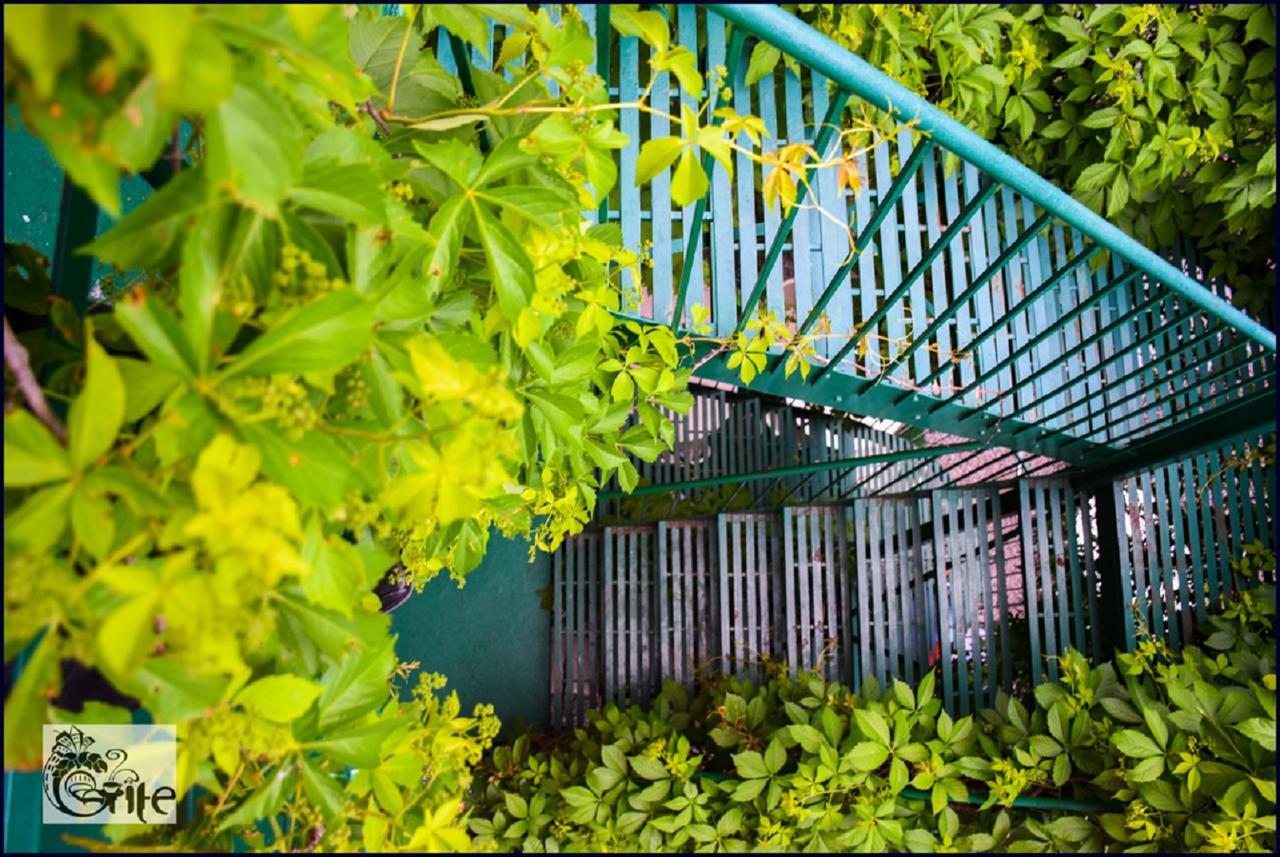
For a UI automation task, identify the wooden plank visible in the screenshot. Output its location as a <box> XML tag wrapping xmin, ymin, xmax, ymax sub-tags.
<box><xmin>1018</xmin><ymin>480</ymin><xmax>1043</xmax><ymax>684</ymax></box>
<box><xmin>550</xmin><ymin>537</ymin><xmax>563</xmax><ymax>726</ymax></box>
<box><xmin>1079</xmin><ymin>491</ymin><xmax>1103</xmax><ymax>660</ymax></box>
<box><xmin>931</xmin><ymin>491</ymin><xmax>954</xmax><ymax>711</ymax></box>
<box><xmin>717</xmin><ymin>514</ymin><xmax>733</xmax><ymax>674</ymax></box>
<box><xmin>1144</xmin><ymin>469</ymin><xmax>1171</xmax><ymax>645</ymax></box>
<box><xmin>1062</xmin><ymin>486</ymin><xmax>1088</xmax><ymax>654</ymax></box>
<box><xmin>962</xmin><ymin>163</ymin><xmax>998</xmax><ymax>413</ymax></box>
<box><xmin>853</xmin><ymin>502</ymin><xmax>870</xmax><ymax>692</ymax></box>
<box><xmin>603</xmin><ymin>529</ymin><xmax>615</xmax><ymax>706</ymax></box>
<box><xmin>730</xmin><ymin>51</ymin><xmax>759</xmax><ymax>336</ymax></box>
<box><xmin>818</xmin><ymin>507</ymin><xmax>838</xmax><ymax>680</ymax></box>
<box><xmin>1112</xmin><ymin>481</ymin><xmax>1138</xmax><ymax>651</ymax></box>
<box><xmin>810</xmin><ymin>75</ymin><xmax>852</xmax><ymax>360</ymax></box>
<box><xmin>853</xmin><ymin>142</ymin><xmax>878</xmax><ymax>378</ymax></box>
<box><xmin>1046</xmin><ymin>481</ymin><xmax>1073</xmax><ymax>659</ymax></box>
<box><xmin>972</xmin><ymin>491</ymin><xmax>995</xmax><ymax>709</ymax></box>
<box><xmin>674</xmin><ymin>4</ymin><xmax>703</xmax><ymax>329</ymax></box>
<box><xmin>1036</xmin><ymin>482</ymin><xmax>1059</xmax><ymax>681</ymax></box>
<box><xmin>1163</xmin><ymin>463</ymin><xmax>1193</xmax><ymax>645</ymax></box>
<box><xmin>783</xmin><ymin>65</ymin><xmax>814</xmax><ymax>329</ymax></box>
<box><xmin>941</xmin><ymin>165</ymin><xmax>975</xmax><ymax>397</ymax></box>
<box><xmin>744</xmin><ymin>513</ymin><xmax>759</xmax><ymax>680</ymax></box>
<box><xmin>873</xmin><ymin>139</ymin><xmax>906</xmax><ymax>380</ymax></box>
<box><xmin>706</xmin><ymin>13</ymin><xmax>736</xmax><ymax>335</ymax></box>
<box><xmin>658</xmin><ymin>523</ymin><xmax>673</xmax><ymax>685</ymax></box>
<box><xmin>618</xmin><ymin>33</ymin><xmax>642</xmax><ymax>308</ymax></box>
<box><xmin>919</xmin><ymin>145</ymin><xmax>955</xmax><ymax>388</ymax></box>
<box><xmin>894</xmin><ymin>503</ymin><xmax>914</xmax><ymax>684</ymax></box>
<box><xmin>990</xmin><ymin>493</ymin><xmax>1012</xmax><ymax>692</ymax></box>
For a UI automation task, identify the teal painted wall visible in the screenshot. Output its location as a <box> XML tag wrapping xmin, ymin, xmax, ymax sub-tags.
<box><xmin>391</xmin><ymin>532</ymin><xmax>551</xmax><ymax>734</ymax></box>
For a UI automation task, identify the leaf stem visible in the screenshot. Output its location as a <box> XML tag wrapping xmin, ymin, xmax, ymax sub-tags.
<box><xmin>386</xmin><ymin>6</ymin><xmax>420</xmax><ymax>115</ymax></box>
<box><xmin>3</xmin><ymin>313</ymin><xmax>69</xmax><ymax>442</ymax></box>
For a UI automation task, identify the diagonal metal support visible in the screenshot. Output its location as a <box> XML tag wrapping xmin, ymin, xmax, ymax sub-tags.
<box><xmin>811</xmin><ymin>178</ymin><xmax>999</xmax><ymax>385</ymax></box>
<box><xmin>1021</xmin><ymin>340</ymin><xmax>1257</xmax><ymax>442</ymax></box>
<box><xmin>927</xmin><ymin>263</ymin><xmax>1138</xmax><ymax>414</ymax></box>
<box><xmin>597</xmin><ymin>442</ymin><xmax>983</xmax><ymax>500</ymax></box>
<box><xmin>727</xmin><ymin>86</ymin><xmax>852</xmax><ymax>336</ymax></box>
<box><xmin>897</xmin><ymin>245</ymin><xmax>1102</xmax><ymax>404</ymax></box>
<box><xmin>781</xmin><ymin>140</ymin><xmax>936</xmax><ymax>351</ymax></box>
<box><xmin>866</xmin><ymin>210</ymin><xmax>1054</xmax><ymax>390</ymax></box>
<box><xmin>946</xmin><ymin>285</ymin><xmax>1168</xmax><ymax>423</ymax></box>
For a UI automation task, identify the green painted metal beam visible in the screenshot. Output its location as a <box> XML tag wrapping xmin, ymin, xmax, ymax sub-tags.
<box><xmin>900</xmin><ymin>245</ymin><xmax>1102</xmax><ymax>404</ymax></box>
<box><xmin>728</xmin><ymin>84</ymin><xmax>851</xmax><ymax>336</ymax></box>
<box><xmin>595</xmin><ymin>4</ymin><xmax>612</xmax><ymax>223</ymax></box>
<box><xmin>708</xmin><ymin>3</ymin><xmax>1276</xmax><ymax>353</ymax></box>
<box><xmin>784</xmin><ymin>139</ymin><xmax>936</xmax><ymax>351</ymax></box>
<box><xmin>867</xmin><ymin>210</ymin><xmax>1054</xmax><ymax>389</ymax></box>
<box><xmin>685</xmin><ymin>339</ymin><xmax>1116</xmax><ymax>468</ymax></box>
<box><xmin>928</xmin><ymin>263</ymin><xmax>1139</xmax><ymax>415</ymax></box>
<box><xmin>1027</xmin><ymin>341</ymin><xmax>1257</xmax><ymax>442</ymax></box>
<box><xmin>812</xmin><ymin>178</ymin><xmax>999</xmax><ymax>384</ymax></box>
<box><xmin>1083</xmin><ymin>382</ymin><xmax>1274</xmax><ymax>458</ymax></box>
<box><xmin>670</xmin><ymin>26</ymin><xmax>747</xmax><ymax>330</ymax></box>
<box><xmin>1076</xmin><ymin>395</ymin><xmax>1276</xmax><ymax>488</ymax></box>
<box><xmin>598</xmin><ymin>442</ymin><xmax>983</xmax><ymax>499</ymax></box>
<box><xmin>671</xmin><ymin>26</ymin><xmax>748</xmax><ymax>330</ymax></box>
<box><xmin>52</xmin><ymin>177</ymin><xmax>99</xmax><ymax>315</ymax></box>
<box><xmin>953</xmin><ymin>291</ymin><xmax>1178</xmax><ymax>425</ymax></box>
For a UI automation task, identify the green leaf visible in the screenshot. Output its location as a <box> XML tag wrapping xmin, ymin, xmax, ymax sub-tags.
<box><xmin>847</xmin><ymin>741</ymin><xmax>890</xmax><ymax>772</ymax></box>
<box><xmin>1141</xmin><ymin>707</ymin><xmax>1169</xmax><ymax>749</ymax></box>
<box><xmin>300</xmin><ymin>756</ymin><xmax>346</xmax><ymax>822</ymax></box>
<box><xmin>1129</xmin><ymin>755</ymin><xmax>1166</xmax><ymax>782</ymax></box>
<box><xmin>730</xmin><ymin>778</ymin><xmax>766</xmax><ymax>802</ymax></box>
<box><xmin>115</xmin><ymin>289</ymin><xmax>198</xmax><ymax>378</ymax></box>
<box><xmin>3</xmin><ymin>631</ymin><xmax>58</xmax><ymax>768</ymax></box>
<box><xmin>128</xmin><ymin>657</ymin><xmax>228</xmax><ymax>724</ymax></box>
<box><xmin>634</xmin><ymin>137</ymin><xmax>685</xmax><ymax>186</ymax></box>
<box><xmin>3</xmin><ymin>410</ymin><xmax>71</xmax><ymax>487</ymax></box>
<box><xmin>601</xmin><ymin>744</ymin><xmax>628</xmax><ymax>775</ymax></box>
<box><xmin>1046</xmin><ymin>816</ymin><xmax>1094</xmax><ymax>842</ymax></box>
<box><xmin>289</xmin><ymin>161</ymin><xmax>386</xmax><ymax>225</ymax></box>
<box><xmin>733</xmin><ymin>749</ymin><xmax>768</xmax><ymax>780</ymax></box>
<box><xmin>66</xmin><ymin>335</ymin><xmax>125</xmax><ymax>471</ymax></box>
<box><xmin>671</xmin><ymin>148</ymin><xmax>709</xmax><ymax>207</ymax></box>
<box><xmin>1235</xmin><ymin>717</ymin><xmax>1277</xmax><ymax>751</ymax></box>
<box><xmin>628</xmin><ymin>754</ymin><xmax>668</xmax><ymax>780</ymax></box>
<box><xmin>97</xmin><ymin>592</ymin><xmax>159</xmax><ymax>681</ymax></box>
<box><xmin>218</xmin><ymin>768</ymin><xmax>297</xmax><ymax>832</ymax></box>
<box><xmin>315</xmin><ymin>636</ymin><xmax>395</xmax><ymax>730</ymax></box>
<box><xmin>223</xmin><ymin>288</ymin><xmax>373</xmax><ymax>377</ymax></box>
<box><xmin>472</xmin><ymin>203</ymin><xmax>534</xmax><ymax>321</ymax></box>
<box><xmin>854</xmin><ymin>708</ymin><xmax>892</xmax><ymax>747</ymax></box>
<box><xmin>307</xmin><ymin>717</ymin><xmax>398</xmax><ymax>768</ymax></box>
<box><xmin>587</xmin><ymin>765</ymin><xmax>623</xmax><ymax>793</ymax></box>
<box><xmin>1112</xmin><ymin>729</ymin><xmax>1163</xmax><ymax>758</ymax></box>
<box><xmin>746</xmin><ymin>41</ymin><xmax>781</xmax><ymax>86</ymax></box>
<box><xmin>1100</xmin><ymin>696</ymin><xmax>1143</xmax><ymax>723</ymax></box>
<box><xmin>234</xmin><ymin>674</ymin><xmax>323</xmax><ymax>723</ymax></box>
<box><xmin>611</xmin><ymin>5</ymin><xmax>669</xmax><ymax>51</ymax></box>
<box><xmin>83</xmin><ymin>166</ymin><xmax>208</xmax><ymax>271</ymax></box>
<box><xmin>204</xmin><ymin>82</ymin><xmax>304</xmax><ymax>217</ymax></box>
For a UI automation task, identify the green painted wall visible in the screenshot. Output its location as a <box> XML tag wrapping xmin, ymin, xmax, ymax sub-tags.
<box><xmin>391</xmin><ymin>532</ymin><xmax>551</xmax><ymax>734</ymax></box>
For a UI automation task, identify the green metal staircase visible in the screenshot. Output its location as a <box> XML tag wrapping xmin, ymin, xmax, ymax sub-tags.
<box><xmin>445</xmin><ymin>4</ymin><xmax>1274</xmax><ymax>475</ymax></box>
<box><xmin>507</xmin><ymin>4</ymin><xmax>1279</xmax><ymax>720</ymax></box>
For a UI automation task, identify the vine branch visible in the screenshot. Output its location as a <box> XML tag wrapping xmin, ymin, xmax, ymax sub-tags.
<box><xmin>3</xmin><ymin>314</ymin><xmax>68</xmax><ymax>442</ymax></box>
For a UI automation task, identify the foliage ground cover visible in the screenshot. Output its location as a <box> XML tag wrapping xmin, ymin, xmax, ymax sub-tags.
<box><xmin>469</xmin><ymin>579</ymin><xmax>1277</xmax><ymax>853</ymax></box>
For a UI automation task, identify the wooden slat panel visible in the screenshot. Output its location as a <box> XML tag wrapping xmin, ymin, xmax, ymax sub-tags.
<box><xmin>674</xmin><ymin>5</ymin><xmax>703</xmax><ymax>329</ymax></box>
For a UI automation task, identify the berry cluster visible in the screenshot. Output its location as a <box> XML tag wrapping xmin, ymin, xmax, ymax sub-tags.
<box><xmin>274</xmin><ymin>244</ymin><xmax>345</xmax><ymax>309</ymax></box>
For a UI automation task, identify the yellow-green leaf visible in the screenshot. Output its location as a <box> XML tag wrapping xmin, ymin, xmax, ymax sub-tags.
<box><xmin>68</xmin><ymin>335</ymin><xmax>126</xmax><ymax>470</ymax></box>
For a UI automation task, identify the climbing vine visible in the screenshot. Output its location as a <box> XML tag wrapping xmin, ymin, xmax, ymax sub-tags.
<box><xmin>790</xmin><ymin>3</ymin><xmax>1277</xmax><ymax>317</ymax></box>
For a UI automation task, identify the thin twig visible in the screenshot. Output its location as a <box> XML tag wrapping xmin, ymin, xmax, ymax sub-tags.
<box><xmin>3</xmin><ymin>314</ymin><xmax>67</xmax><ymax>442</ymax></box>
<box><xmin>364</xmin><ymin>98</ymin><xmax>393</xmax><ymax>136</ymax></box>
